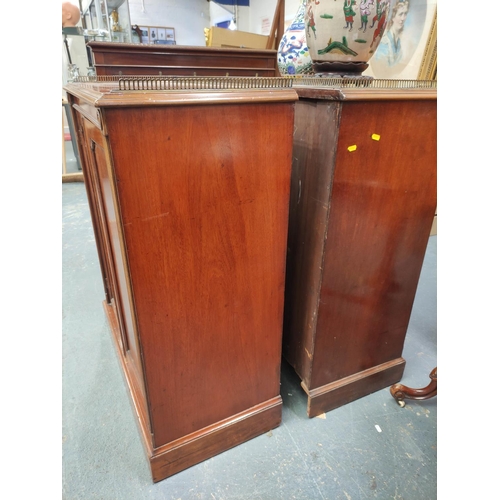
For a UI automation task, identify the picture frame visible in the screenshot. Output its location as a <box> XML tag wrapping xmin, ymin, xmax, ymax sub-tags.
<box><xmin>157</xmin><ymin>28</ymin><xmax>166</xmax><ymax>41</ymax></box>
<box><xmin>139</xmin><ymin>26</ymin><xmax>149</xmax><ymax>44</ymax></box>
<box><xmin>165</xmin><ymin>28</ymin><xmax>175</xmax><ymax>41</ymax></box>
<box><xmin>138</xmin><ymin>26</ymin><xmax>176</xmax><ymax>45</ymax></box>
<box><xmin>364</xmin><ymin>0</ymin><xmax>437</xmax><ymax>80</ymax></box>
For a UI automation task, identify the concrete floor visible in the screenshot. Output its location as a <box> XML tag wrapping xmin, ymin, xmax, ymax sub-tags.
<box><xmin>62</xmin><ymin>145</ymin><xmax>437</xmax><ymax>499</ymax></box>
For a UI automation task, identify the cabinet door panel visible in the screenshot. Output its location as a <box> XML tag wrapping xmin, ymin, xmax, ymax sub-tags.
<box><xmin>83</xmin><ymin>120</ymin><xmax>146</xmax><ymax>396</ymax></box>
<box><xmin>73</xmin><ymin>111</ymin><xmax>114</xmax><ymax>306</ymax></box>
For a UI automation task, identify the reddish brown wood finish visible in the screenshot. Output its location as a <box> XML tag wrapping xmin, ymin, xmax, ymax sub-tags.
<box><xmin>304</xmin><ymin>359</ymin><xmax>406</xmax><ymax>416</ymax></box>
<box><xmin>105</xmin><ymin>102</ymin><xmax>292</xmax><ymax>447</ymax></box>
<box><xmin>150</xmin><ymin>398</ymin><xmax>282</xmax><ymax>481</ymax></box>
<box><xmin>283</xmin><ymin>89</ymin><xmax>437</xmax><ymax>417</ymax></box>
<box><xmin>65</xmin><ymin>81</ymin><xmax>297</xmax><ymax>481</ymax></box>
<box><xmin>88</xmin><ymin>42</ymin><xmax>278</xmax><ymax>77</ymax></box>
<box><xmin>390</xmin><ymin>367</ymin><xmax>437</xmax><ymax>406</ymax></box>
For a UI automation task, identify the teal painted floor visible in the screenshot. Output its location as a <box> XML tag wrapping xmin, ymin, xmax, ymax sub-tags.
<box><xmin>62</xmin><ymin>165</ymin><xmax>437</xmax><ymax>499</ymax></box>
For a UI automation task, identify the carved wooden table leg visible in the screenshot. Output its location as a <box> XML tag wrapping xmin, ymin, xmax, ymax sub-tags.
<box><xmin>390</xmin><ymin>367</ymin><xmax>437</xmax><ymax>407</ymax></box>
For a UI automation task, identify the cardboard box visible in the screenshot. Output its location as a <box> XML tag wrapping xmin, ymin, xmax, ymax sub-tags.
<box><xmin>430</xmin><ymin>214</ymin><xmax>437</xmax><ymax>236</ymax></box>
<box><xmin>208</xmin><ymin>27</ymin><xmax>269</xmax><ymax>49</ymax></box>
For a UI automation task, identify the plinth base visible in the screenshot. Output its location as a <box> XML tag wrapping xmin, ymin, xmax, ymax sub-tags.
<box><xmin>150</xmin><ymin>397</ymin><xmax>282</xmax><ymax>482</ymax></box>
<box><xmin>301</xmin><ymin>358</ymin><xmax>406</xmax><ymax>418</ymax></box>
<box><xmin>104</xmin><ymin>300</ymin><xmax>282</xmax><ymax>482</ymax></box>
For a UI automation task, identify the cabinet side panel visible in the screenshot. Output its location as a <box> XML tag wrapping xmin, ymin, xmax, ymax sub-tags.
<box><xmin>105</xmin><ymin>103</ymin><xmax>294</xmax><ymax>447</ymax></box>
<box><xmin>310</xmin><ymin>99</ymin><xmax>437</xmax><ymax>388</ymax></box>
<box><xmin>282</xmin><ymin>99</ymin><xmax>341</xmax><ymax>386</ymax></box>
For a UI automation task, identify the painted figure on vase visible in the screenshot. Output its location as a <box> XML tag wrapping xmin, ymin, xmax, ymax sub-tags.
<box><xmin>306</xmin><ymin>0</ymin><xmax>321</xmax><ymax>39</ymax></box>
<box><xmin>374</xmin><ymin>0</ymin><xmax>409</xmax><ymax>65</ymax></box>
<box><xmin>370</xmin><ymin>0</ymin><xmax>385</xmax><ymax>28</ymax></box>
<box><xmin>370</xmin><ymin>0</ymin><xmax>388</xmax><ymax>48</ymax></box>
<box><xmin>343</xmin><ymin>0</ymin><xmax>357</xmax><ymax>32</ymax></box>
<box><xmin>359</xmin><ymin>0</ymin><xmax>374</xmax><ymax>33</ymax></box>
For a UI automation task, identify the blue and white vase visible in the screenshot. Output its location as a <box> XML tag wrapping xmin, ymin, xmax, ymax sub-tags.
<box><xmin>277</xmin><ymin>0</ymin><xmax>313</xmax><ymax>76</ymax></box>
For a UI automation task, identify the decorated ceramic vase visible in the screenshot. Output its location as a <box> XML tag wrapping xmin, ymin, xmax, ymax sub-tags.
<box><xmin>277</xmin><ymin>0</ymin><xmax>313</xmax><ymax>76</ymax></box>
<box><xmin>305</xmin><ymin>0</ymin><xmax>390</xmax><ymax>75</ymax></box>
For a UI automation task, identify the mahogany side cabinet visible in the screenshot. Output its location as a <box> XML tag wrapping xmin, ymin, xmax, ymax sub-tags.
<box><xmin>88</xmin><ymin>41</ymin><xmax>279</xmax><ymax>77</ymax></box>
<box><xmin>282</xmin><ymin>81</ymin><xmax>437</xmax><ymax>417</ymax></box>
<box><xmin>64</xmin><ymin>76</ymin><xmax>297</xmax><ymax>482</ymax></box>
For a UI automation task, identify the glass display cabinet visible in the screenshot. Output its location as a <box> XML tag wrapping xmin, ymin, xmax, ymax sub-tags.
<box><xmin>82</xmin><ymin>0</ymin><xmax>132</xmax><ymax>43</ymax></box>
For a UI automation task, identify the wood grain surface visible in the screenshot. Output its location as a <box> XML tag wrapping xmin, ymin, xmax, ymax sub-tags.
<box><xmin>283</xmin><ymin>94</ymin><xmax>437</xmax><ymax>414</ymax></box>
<box><xmin>311</xmin><ymin>99</ymin><xmax>437</xmax><ymax>388</ymax></box>
<box><xmin>104</xmin><ymin>101</ymin><xmax>294</xmax><ymax>447</ymax></box>
<box><xmin>89</xmin><ymin>41</ymin><xmax>278</xmax><ymax>77</ymax></box>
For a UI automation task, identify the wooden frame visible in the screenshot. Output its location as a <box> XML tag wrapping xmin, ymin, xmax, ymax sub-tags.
<box><xmin>417</xmin><ymin>9</ymin><xmax>437</xmax><ymax>80</ymax></box>
<box><xmin>365</xmin><ymin>0</ymin><xmax>437</xmax><ymax>80</ymax></box>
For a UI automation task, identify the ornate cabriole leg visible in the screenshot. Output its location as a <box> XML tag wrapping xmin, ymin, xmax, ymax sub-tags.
<box><xmin>390</xmin><ymin>367</ymin><xmax>437</xmax><ymax>407</ymax></box>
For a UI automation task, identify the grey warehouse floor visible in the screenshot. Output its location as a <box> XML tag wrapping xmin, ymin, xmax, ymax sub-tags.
<box><xmin>62</xmin><ymin>144</ymin><xmax>437</xmax><ymax>500</ymax></box>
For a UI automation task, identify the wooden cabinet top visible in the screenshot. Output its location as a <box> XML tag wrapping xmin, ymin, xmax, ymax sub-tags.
<box><xmin>64</xmin><ymin>76</ymin><xmax>298</xmax><ymax>108</ymax></box>
<box><xmin>292</xmin><ymin>78</ymin><xmax>437</xmax><ymax>101</ymax></box>
<box><xmin>88</xmin><ymin>41</ymin><xmax>278</xmax><ymax>58</ymax></box>
<box><xmin>64</xmin><ymin>76</ymin><xmax>436</xmax><ymax>115</ymax></box>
